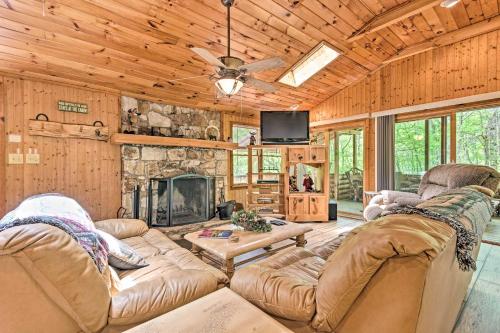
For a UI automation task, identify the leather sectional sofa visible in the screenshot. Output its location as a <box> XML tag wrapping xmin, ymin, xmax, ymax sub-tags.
<box><xmin>231</xmin><ymin>186</ymin><xmax>493</xmax><ymax>333</ymax></box>
<box><xmin>0</xmin><ymin>218</ymin><xmax>228</xmax><ymax>333</ymax></box>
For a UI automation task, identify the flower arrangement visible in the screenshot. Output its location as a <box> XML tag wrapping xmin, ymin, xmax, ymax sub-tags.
<box><xmin>231</xmin><ymin>210</ymin><xmax>272</xmax><ymax>233</ymax></box>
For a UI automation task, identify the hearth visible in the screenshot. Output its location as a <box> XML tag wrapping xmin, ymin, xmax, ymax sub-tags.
<box><xmin>148</xmin><ymin>174</ymin><xmax>216</xmax><ymax>227</ymax></box>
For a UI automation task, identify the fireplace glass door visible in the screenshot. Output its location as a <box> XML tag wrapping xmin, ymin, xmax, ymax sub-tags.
<box><xmin>148</xmin><ymin>174</ymin><xmax>215</xmax><ymax>227</ymax></box>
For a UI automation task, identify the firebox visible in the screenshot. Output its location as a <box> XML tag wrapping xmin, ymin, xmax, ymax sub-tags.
<box><xmin>147</xmin><ymin>174</ymin><xmax>216</xmax><ymax>227</ymax></box>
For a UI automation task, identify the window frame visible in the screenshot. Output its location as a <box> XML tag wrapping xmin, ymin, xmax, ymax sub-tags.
<box><xmin>229</xmin><ymin>123</ymin><xmax>259</xmax><ymax>189</ymax></box>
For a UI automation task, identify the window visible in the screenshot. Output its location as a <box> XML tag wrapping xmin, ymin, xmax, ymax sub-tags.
<box><xmin>279</xmin><ymin>42</ymin><xmax>340</xmax><ymax>87</ymax></box>
<box><xmin>232</xmin><ymin>125</ymin><xmax>257</xmax><ymax>186</ymax></box>
<box><xmin>457</xmin><ymin>107</ymin><xmax>500</xmax><ymax>170</ymax></box>
<box><xmin>231</xmin><ymin>124</ymin><xmax>282</xmax><ymax>186</ymax></box>
<box><xmin>394</xmin><ymin>117</ymin><xmax>449</xmax><ymax>192</ymax></box>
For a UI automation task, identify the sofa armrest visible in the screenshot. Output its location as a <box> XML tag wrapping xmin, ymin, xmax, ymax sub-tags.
<box><xmin>94</xmin><ymin>219</ymin><xmax>148</xmax><ymax>240</ymax></box>
<box><xmin>231</xmin><ymin>264</ymin><xmax>316</xmax><ymax>322</ymax></box>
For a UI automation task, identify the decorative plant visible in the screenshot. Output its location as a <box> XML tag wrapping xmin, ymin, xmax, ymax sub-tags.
<box><xmin>231</xmin><ymin>210</ymin><xmax>272</xmax><ymax>233</ymax></box>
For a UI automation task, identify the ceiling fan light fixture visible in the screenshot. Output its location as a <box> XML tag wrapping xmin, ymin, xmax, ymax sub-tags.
<box><xmin>215</xmin><ymin>77</ymin><xmax>243</xmax><ymax>96</ymax></box>
<box><xmin>440</xmin><ymin>0</ymin><xmax>460</xmax><ymax>8</ymax></box>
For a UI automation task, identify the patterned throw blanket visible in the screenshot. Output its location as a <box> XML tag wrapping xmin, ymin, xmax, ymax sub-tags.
<box><xmin>383</xmin><ymin>186</ymin><xmax>493</xmax><ymax>271</ymax></box>
<box><xmin>0</xmin><ymin>194</ymin><xmax>109</xmax><ymax>273</ymax></box>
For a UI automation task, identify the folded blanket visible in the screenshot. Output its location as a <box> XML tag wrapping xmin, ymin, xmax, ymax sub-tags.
<box><xmin>0</xmin><ymin>194</ymin><xmax>109</xmax><ymax>273</ymax></box>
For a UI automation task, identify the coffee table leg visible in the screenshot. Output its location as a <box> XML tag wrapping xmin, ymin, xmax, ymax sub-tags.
<box><xmin>191</xmin><ymin>244</ymin><xmax>202</xmax><ymax>259</ymax></box>
<box><xmin>222</xmin><ymin>258</ymin><xmax>235</xmax><ymax>279</ymax></box>
<box><xmin>296</xmin><ymin>234</ymin><xmax>306</xmax><ymax>247</ymax></box>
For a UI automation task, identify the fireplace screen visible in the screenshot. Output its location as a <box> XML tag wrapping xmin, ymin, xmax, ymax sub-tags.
<box><xmin>148</xmin><ymin>174</ymin><xmax>215</xmax><ymax>227</ymax></box>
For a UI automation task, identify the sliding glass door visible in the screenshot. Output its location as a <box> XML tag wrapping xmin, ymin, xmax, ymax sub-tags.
<box><xmin>456</xmin><ymin>107</ymin><xmax>500</xmax><ymax>170</ymax></box>
<box><xmin>329</xmin><ymin>128</ymin><xmax>364</xmax><ymax>216</ymax></box>
<box><xmin>394</xmin><ymin>117</ymin><xmax>449</xmax><ymax>192</ymax></box>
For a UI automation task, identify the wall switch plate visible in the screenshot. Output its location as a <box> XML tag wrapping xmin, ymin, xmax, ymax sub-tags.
<box><xmin>8</xmin><ymin>134</ymin><xmax>22</xmax><ymax>143</ymax></box>
<box><xmin>8</xmin><ymin>153</ymin><xmax>24</xmax><ymax>164</ymax></box>
<box><xmin>26</xmin><ymin>153</ymin><xmax>40</xmax><ymax>164</ymax></box>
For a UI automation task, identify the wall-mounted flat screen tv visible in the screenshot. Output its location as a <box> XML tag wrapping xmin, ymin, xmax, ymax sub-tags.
<box><xmin>261</xmin><ymin>111</ymin><xmax>309</xmax><ymax>145</ymax></box>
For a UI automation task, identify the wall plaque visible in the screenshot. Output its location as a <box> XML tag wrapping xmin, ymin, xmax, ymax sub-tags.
<box><xmin>58</xmin><ymin>100</ymin><xmax>88</xmax><ymax>114</ymax></box>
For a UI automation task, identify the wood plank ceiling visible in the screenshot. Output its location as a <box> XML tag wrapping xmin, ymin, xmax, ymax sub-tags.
<box><xmin>0</xmin><ymin>0</ymin><xmax>498</xmax><ymax>115</ymax></box>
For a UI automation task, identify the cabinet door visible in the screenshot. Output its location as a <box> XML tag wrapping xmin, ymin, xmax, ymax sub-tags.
<box><xmin>309</xmin><ymin>146</ymin><xmax>326</xmax><ymax>163</ymax></box>
<box><xmin>309</xmin><ymin>196</ymin><xmax>328</xmax><ymax>215</ymax></box>
<box><xmin>288</xmin><ymin>147</ymin><xmax>307</xmax><ymax>163</ymax></box>
<box><xmin>288</xmin><ymin>196</ymin><xmax>307</xmax><ymax>215</ymax></box>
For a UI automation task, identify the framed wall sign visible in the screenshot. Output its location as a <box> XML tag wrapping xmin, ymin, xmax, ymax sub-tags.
<box><xmin>58</xmin><ymin>100</ymin><xmax>88</xmax><ymax>114</ymax></box>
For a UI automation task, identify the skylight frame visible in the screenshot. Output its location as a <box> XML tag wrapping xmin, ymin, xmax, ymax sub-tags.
<box><xmin>278</xmin><ymin>41</ymin><xmax>342</xmax><ymax>88</ymax></box>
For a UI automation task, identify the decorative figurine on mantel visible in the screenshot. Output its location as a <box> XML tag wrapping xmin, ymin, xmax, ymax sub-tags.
<box><xmin>303</xmin><ymin>173</ymin><xmax>314</xmax><ymax>192</ymax></box>
<box><xmin>123</xmin><ymin>108</ymin><xmax>141</xmax><ymax>134</ymax></box>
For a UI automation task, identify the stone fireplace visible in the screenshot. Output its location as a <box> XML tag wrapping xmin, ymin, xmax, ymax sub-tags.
<box><xmin>120</xmin><ymin>96</ymin><xmax>228</xmax><ymax>232</ymax></box>
<box><xmin>148</xmin><ymin>175</ymin><xmax>216</xmax><ymax>227</ymax></box>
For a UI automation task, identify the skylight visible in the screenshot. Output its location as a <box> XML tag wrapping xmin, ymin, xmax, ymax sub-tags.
<box><xmin>278</xmin><ymin>41</ymin><xmax>340</xmax><ymax>87</ymax></box>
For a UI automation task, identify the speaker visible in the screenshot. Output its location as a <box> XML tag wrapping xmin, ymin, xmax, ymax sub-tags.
<box><xmin>328</xmin><ymin>200</ymin><xmax>337</xmax><ymax>220</ymax></box>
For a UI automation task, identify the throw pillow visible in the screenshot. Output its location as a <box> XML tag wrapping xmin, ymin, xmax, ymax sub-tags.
<box><xmin>96</xmin><ymin>230</ymin><xmax>148</xmax><ymax>270</ymax></box>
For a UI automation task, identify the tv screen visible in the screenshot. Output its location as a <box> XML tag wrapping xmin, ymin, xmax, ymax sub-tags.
<box><xmin>261</xmin><ymin>111</ymin><xmax>309</xmax><ymax>144</ymax></box>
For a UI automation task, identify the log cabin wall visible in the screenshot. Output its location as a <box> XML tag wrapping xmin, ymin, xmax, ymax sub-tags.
<box><xmin>312</xmin><ymin>30</ymin><xmax>500</xmax><ymax>121</ymax></box>
<box><xmin>0</xmin><ymin>75</ymin><xmax>121</xmax><ymax>220</ymax></box>
<box><xmin>311</xmin><ymin>31</ymin><xmax>500</xmax><ymax>199</ymax></box>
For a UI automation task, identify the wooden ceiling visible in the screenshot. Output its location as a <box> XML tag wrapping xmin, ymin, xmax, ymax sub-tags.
<box><xmin>0</xmin><ymin>0</ymin><xmax>498</xmax><ymax>115</ymax></box>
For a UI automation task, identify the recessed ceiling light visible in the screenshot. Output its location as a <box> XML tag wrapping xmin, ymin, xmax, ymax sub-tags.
<box><xmin>440</xmin><ymin>0</ymin><xmax>460</xmax><ymax>8</ymax></box>
<box><xmin>279</xmin><ymin>41</ymin><xmax>341</xmax><ymax>88</ymax></box>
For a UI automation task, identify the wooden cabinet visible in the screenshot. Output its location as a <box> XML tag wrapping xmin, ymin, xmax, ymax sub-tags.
<box><xmin>288</xmin><ymin>147</ymin><xmax>307</xmax><ymax>163</ymax></box>
<box><xmin>288</xmin><ymin>196</ymin><xmax>308</xmax><ymax>216</ymax></box>
<box><xmin>309</xmin><ymin>146</ymin><xmax>326</xmax><ymax>163</ymax></box>
<box><xmin>287</xmin><ymin>194</ymin><xmax>328</xmax><ymax>222</ymax></box>
<box><xmin>309</xmin><ymin>195</ymin><xmax>328</xmax><ymax>215</ymax></box>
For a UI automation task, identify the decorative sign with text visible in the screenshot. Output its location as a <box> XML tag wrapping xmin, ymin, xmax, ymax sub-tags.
<box><xmin>57</xmin><ymin>100</ymin><xmax>88</xmax><ymax>114</ymax></box>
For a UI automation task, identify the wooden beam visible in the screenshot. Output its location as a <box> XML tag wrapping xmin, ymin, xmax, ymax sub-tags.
<box><xmin>384</xmin><ymin>14</ymin><xmax>500</xmax><ymax>63</ymax></box>
<box><xmin>110</xmin><ymin>133</ymin><xmax>240</xmax><ymax>150</ymax></box>
<box><xmin>347</xmin><ymin>0</ymin><xmax>441</xmax><ymax>43</ymax></box>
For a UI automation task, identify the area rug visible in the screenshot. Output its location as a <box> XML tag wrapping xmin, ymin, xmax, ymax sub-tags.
<box><xmin>482</xmin><ymin>218</ymin><xmax>500</xmax><ymax>246</ymax></box>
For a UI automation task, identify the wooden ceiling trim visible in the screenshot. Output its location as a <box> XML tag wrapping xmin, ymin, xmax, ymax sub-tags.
<box><xmin>451</xmin><ymin>2</ymin><xmax>475</xmax><ymax>28</ymax></box>
<box><xmin>347</xmin><ymin>0</ymin><xmax>442</xmax><ymax>43</ymax></box>
<box><xmin>479</xmin><ymin>0</ymin><xmax>499</xmax><ymax>18</ymax></box>
<box><xmin>384</xmin><ymin>14</ymin><xmax>500</xmax><ymax>63</ymax></box>
<box><xmin>420</xmin><ymin>7</ymin><xmax>447</xmax><ymax>35</ymax></box>
<box><xmin>434</xmin><ymin>5</ymin><xmax>459</xmax><ymax>31</ymax></box>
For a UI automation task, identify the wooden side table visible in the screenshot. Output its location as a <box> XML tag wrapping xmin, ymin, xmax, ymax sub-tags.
<box><xmin>124</xmin><ymin>288</ymin><xmax>293</xmax><ymax>333</ymax></box>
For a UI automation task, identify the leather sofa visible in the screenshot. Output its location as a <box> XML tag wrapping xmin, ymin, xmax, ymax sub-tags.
<box><xmin>231</xmin><ymin>187</ymin><xmax>493</xmax><ymax>333</ymax></box>
<box><xmin>364</xmin><ymin>164</ymin><xmax>500</xmax><ymax>220</ymax></box>
<box><xmin>0</xmin><ymin>218</ymin><xmax>228</xmax><ymax>333</ymax></box>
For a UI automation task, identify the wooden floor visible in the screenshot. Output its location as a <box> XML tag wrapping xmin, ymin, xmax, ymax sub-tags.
<box><xmin>180</xmin><ymin>218</ymin><xmax>500</xmax><ymax>332</ymax></box>
<box><xmin>454</xmin><ymin>243</ymin><xmax>500</xmax><ymax>333</ymax></box>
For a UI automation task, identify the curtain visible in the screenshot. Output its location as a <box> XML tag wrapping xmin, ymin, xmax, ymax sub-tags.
<box><xmin>376</xmin><ymin>115</ymin><xmax>395</xmax><ymax>191</ymax></box>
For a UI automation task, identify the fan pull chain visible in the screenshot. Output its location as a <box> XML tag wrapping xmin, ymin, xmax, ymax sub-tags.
<box><xmin>42</xmin><ymin>0</ymin><xmax>46</xmax><ymax>16</ymax></box>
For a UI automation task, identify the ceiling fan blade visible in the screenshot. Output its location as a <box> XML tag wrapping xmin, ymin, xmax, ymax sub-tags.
<box><xmin>244</xmin><ymin>77</ymin><xmax>277</xmax><ymax>93</ymax></box>
<box><xmin>191</xmin><ymin>47</ymin><xmax>226</xmax><ymax>68</ymax></box>
<box><xmin>238</xmin><ymin>57</ymin><xmax>285</xmax><ymax>73</ymax></box>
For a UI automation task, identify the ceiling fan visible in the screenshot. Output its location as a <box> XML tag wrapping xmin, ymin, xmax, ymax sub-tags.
<box><xmin>174</xmin><ymin>0</ymin><xmax>286</xmax><ymax>97</ymax></box>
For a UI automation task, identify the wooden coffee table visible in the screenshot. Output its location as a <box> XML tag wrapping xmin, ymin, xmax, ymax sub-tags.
<box><xmin>184</xmin><ymin>219</ymin><xmax>312</xmax><ymax>278</ymax></box>
<box><xmin>124</xmin><ymin>288</ymin><xmax>293</xmax><ymax>333</ymax></box>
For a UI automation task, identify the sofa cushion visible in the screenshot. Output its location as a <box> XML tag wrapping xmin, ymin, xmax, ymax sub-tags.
<box><xmin>94</xmin><ymin>219</ymin><xmax>148</xmax><ymax>240</ymax></box>
<box><xmin>120</xmin><ymin>229</ymin><xmax>179</xmax><ymax>259</ymax></box>
<box><xmin>231</xmin><ymin>248</ymin><xmax>321</xmax><ymax>322</ymax></box>
<box><xmin>96</xmin><ymin>230</ymin><xmax>148</xmax><ymax>270</ymax></box>
<box><xmin>109</xmin><ymin>248</ymin><xmax>228</xmax><ymax>326</ymax></box>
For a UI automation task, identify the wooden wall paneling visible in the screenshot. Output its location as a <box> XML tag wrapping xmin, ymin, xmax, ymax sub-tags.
<box><xmin>1</xmin><ymin>75</ymin><xmax>121</xmax><ymax>220</ymax></box>
<box><xmin>4</xmin><ymin>77</ymin><xmax>25</xmax><ymax>212</ymax></box>
<box><xmin>0</xmin><ymin>76</ymin><xmax>5</xmax><ymax>216</ymax></box>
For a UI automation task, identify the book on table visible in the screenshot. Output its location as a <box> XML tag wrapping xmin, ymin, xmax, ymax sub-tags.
<box><xmin>198</xmin><ymin>229</ymin><xmax>233</xmax><ymax>239</ymax></box>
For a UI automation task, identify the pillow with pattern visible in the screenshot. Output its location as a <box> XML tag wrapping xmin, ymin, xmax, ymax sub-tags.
<box><xmin>96</xmin><ymin>230</ymin><xmax>148</xmax><ymax>270</ymax></box>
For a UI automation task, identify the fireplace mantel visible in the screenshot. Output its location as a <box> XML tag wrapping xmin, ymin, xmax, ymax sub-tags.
<box><xmin>111</xmin><ymin>133</ymin><xmax>239</xmax><ymax>150</ymax></box>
